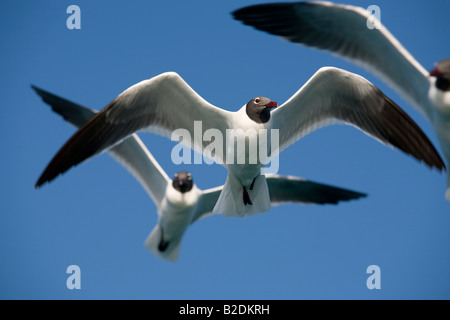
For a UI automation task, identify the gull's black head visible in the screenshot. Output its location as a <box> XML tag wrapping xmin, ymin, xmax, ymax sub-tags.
<box><xmin>430</xmin><ymin>59</ymin><xmax>450</xmax><ymax>91</ymax></box>
<box><xmin>245</xmin><ymin>96</ymin><xmax>278</xmax><ymax>124</ymax></box>
<box><xmin>172</xmin><ymin>171</ymin><xmax>193</xmax><ymax>193</ymax></box>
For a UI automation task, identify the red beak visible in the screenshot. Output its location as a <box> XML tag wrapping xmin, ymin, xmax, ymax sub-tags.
<box><xmin>430</xmin><ymin>68</ymin><xmax>443</xmax><ymax>77</ymax></box>
<box><xmin>264</xmin><ymin>101</ymin><xmax>278</xmax><ymax>109</ymax></box>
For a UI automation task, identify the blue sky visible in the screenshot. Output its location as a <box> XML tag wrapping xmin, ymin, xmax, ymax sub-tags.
<box><xmin>1</xmin><ymin>0</ymin><xmax>449</xmax><ymax>299</ymax></box>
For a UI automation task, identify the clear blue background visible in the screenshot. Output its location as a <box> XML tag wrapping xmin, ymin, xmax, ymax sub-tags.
<box><xmin>1</xmin><ymin>0</ymin><xmax>449</xmax><ymax>299</ymax></box>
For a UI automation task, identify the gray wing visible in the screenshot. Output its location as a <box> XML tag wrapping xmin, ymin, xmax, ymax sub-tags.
<box><xmin>233</xmin><ymin>1</ymin><xmax>433</xmax><ymax>118</ymax></box>
<box><xmin>266</xmin><ymin>174</ymin><xmax>366</xmax><ymax>205</ymax></box>
<box><xmin>270</xmin><ymin>67</ymin><xmax>445</xmax><ymax>171</ymax></box>
<box><xmin>191</xmin><ymin>173</ymin><xmax>367</xmax><ymax>221</ymax></box>
<box><xmin>35</xmin><ymin>72</ymin><xmax>233</xmax><ymax>187</ymax></box>
<box><xmin>32</xmin><ymin>86</ymin><xmax>170</xmax><ymax>207</ymax></box>
<box><xmin>191</xmin><ymin>186</ymin><xmax>223</xmax><ymax>223</ymax></box>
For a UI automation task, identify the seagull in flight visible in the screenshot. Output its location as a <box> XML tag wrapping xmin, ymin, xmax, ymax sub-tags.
<box><xmin>34</xmin><ymin>68</ymin><xmax>444</xmax><ymax>217</ymax></box>
<box><xmin>33</xmin><ymin>86</ymin><xmax>368</xmax><ymax>261</ymax></box>
<box><xmin>233</xmin><ymin>1</ymin><xmax>450</xmax><ymax>199</ymax></box>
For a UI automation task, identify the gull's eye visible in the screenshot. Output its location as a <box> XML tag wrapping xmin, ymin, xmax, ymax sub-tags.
<box><xmin>254</xmin><ymin>97</ymin><xmax>261</xmax><ymax>104</ymax></box>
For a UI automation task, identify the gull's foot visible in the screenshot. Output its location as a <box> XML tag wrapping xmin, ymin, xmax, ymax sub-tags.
<box><xmin>158</xmin><ymin>227</ymin><xmax>169</xmax><ymax>252</ymax></box>
<box><xmin>243</xmin><ymin>187</ymin><xmax>253</xmax><ymax>206</ymax></box>
<box><xmin>249</xmin><ymin>177</ymin><xmax>256</xmax><ymax>191</ymax></box>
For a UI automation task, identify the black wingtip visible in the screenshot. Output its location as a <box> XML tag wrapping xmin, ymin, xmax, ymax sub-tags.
<box><xmin>31</xmin><ymin>85</ymin><xmax>51</xmax><ymax>103</ymax></box>
<box><xmin>332</xmin><ymin>186</ymin><xmax>368</xmax><ymax>204</ymax></box>
<box><xmin>35</xmin><ymin>162</ymin><xmax>73</xmax><ymax>189</ymax></box>
<box><xmin>32</xmin><ymin>84</ymin><xmax>60</xmax><ymax>189</ymax></box>
<box><xmin>382</xmin><ymin>94</ymin><xmax>447</xmax><ymax>173</ymax></box>
<box><xmin>35</xmin><ymin>152</ymin><xmax>79</xmax><ymax>189</ymax></box>
<box><xmin>232</xmin><ymin>3</ymin><xmax>278</xmax><ymax>19</ymax></box>
<box><xmin>31</xmin><ymin>85</ymin><xmax>53</xmax><ymax>101</ymax></box>
<box><xmin>34</xmin><ymin>180</ymin><xmax>44</xmax><ymax>189</ymax></box>
<box><xmin>35</xmin><ymin>175</ymin><xmax>48</xmax><ymax>189</ymax></box>
<box><xmin>316</xmin><ymin>191</ymin><xmax>368</xmax><ymax>205</ymax></box>
<box><xmin>232</xmin><ymin>3</ymin><xmax>296</xmax><ymax>21</ymax></box>
<box><xmin>31</xmin><ymin>84</ymin><xmax>42</xmax><ymax>94</ymax></box>
<box><xmin>231</xmin><ymin>6</ymin><xmax>250</xmax><ymax>20</ymax></box>
<box><xmin>435</xmin><ymin>160</ymin><xmax>446</xmax><ymax>172</ymax></box>
<box><xmin>339</xmin><ymin>191</ymin><xmax>368</xmax><ymax>204</ymax></box>
<box><xmin>35</xmin><ymin>172</ymin><xmax>52</xmax><ymax>189</ymax></box>
<box><xmin>356</xmin><ymin>192</ymin><xmax>368</xmax><ymax>199</ymax></box>
<box><xmin>33</xmin><ymin>84</ymin><xmax>51</xmax><ymax>190</ymax></box>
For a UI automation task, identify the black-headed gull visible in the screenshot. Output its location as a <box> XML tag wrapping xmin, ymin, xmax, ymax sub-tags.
<box><xmin>233</xmin><ymin>1</ymin><xmax>450</xmax><ymax>199</ymax></box>
<box><xmin>33</xmin><ymin>86</ymin><xmax>367</xmax><ymax>261</ymax></box>
<box><xmin>34</xmin><ymin>68</ymin><xmax>444</xmax><ymax>217</ymax></box>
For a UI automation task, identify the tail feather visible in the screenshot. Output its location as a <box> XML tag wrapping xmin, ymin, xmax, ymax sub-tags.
<box><xmin>144</xmin><ymin>225</ymin><xmax>182</xmax><ymax>262</ymax></box>
<box><xmin>213</xmin><ymin>174</ymin><xmax>271</xmax><ymax>217</ymax></box>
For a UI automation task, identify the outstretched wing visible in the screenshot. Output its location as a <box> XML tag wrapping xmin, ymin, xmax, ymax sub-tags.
<box><xmin>35</xmin><ymin>72</ymin><xmax>233</xmax><ymax>187</ymax></box>
<box><xmin>192</xmin><ymin>186</ymin><xmax>223</xmax><ymax>222</ymax></box>
<box><xmin>233</xmin><ymin>1</ymin><xmax>432</xmax><ymax>118</ymax></box>
<box><xmin>266</xmin><ymin>174</ymin><xmax>366</xmax><ymax>205</ymax></box>
<box><xmin>191</xmin><ymin>173</ymin><xmax>367</xmax><ymax>221</ymax></box>
<box><xmin>270</xmin><ymin>67</ymin><xmax>445</xmax><ymax>171</ymax></box>
<box><xmin>33</xmin><ymin>86</ymin><xmax>171</xmax><ymax>207</ymax></box>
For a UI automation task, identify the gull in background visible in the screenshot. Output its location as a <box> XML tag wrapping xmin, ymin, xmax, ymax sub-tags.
<box><xmin>34</xmin><ymin>69</ymin><xmax>444</xmax><ymax>217</ymax></box>
<box><xmin>233</xmin><ymin>1</ymin><xmax>450</xmax><ymax>199</ymax></box>
<box><xmin>33</xmin><ymin>86</ymin><xmax>367</xmax><ymax>261</ymax></box>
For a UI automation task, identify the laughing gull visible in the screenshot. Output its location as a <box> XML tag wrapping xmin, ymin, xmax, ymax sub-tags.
<box><xmin>233</xmin><ymin>1</ymin><xmax>450</xmax><ymax>199</ymax></box>
<box><xmin>33</xmin><ymin>86</ymin><xmax>367</xmax><ymax>261</ymax></box>
<box><xmin>33</xmin><ymin>68</ymin><xmax>444</xmax><ymax>217</ymax></box>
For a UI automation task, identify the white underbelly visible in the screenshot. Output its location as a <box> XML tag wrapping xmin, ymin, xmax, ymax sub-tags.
<box><xmin>224</xmin><ymin>107</ymin><xmax>272</xmax><ymax>186</ymax></box>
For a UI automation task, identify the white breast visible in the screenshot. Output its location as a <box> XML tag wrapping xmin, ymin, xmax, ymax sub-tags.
<box><xmin>157</xmin><ymin>184</ymin><xmax>202</xmax><ymax>237</ymax></box>
<box><xmin>225</xmin><ymin>106</ymin><xmax>273</xmax><ymax>186</ymax></box>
